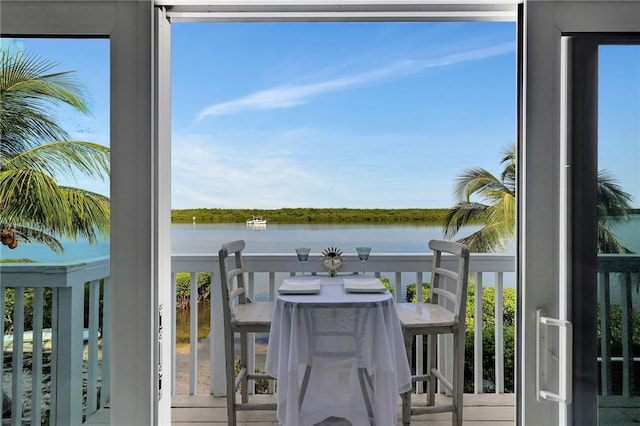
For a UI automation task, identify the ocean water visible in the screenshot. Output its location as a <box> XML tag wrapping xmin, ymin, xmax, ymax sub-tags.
<box><xmin>0</xmin><ymin>222</ymin><xmax>476</xmax><ymax>263</ymax></box>
<box><xmin>2</xmin><ymin>215</ymin><xmax>637</xmax><ymax>262</ymax></box>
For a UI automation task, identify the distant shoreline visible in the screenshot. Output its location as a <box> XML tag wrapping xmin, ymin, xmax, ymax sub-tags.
<box><xmin>171</xmin><ymin>207</ymin><xmax>452</xmax><ymax>225</ymax></box>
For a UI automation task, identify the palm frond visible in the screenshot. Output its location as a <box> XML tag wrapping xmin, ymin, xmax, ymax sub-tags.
<box><xmin>457</xmin><ymin>223</ymin><xmax>510</xmax><ymax>253</ymax></box>
<box><xmin>499</xmin><ymin>142</ymin><xmax>516</xmax><ymax>191</ymax></box>
<box><xmin>443</xmin><ymin>202</ymin><xmax>491</xmax><ymax>239</ymax></box>
<box><xmin>9</xmin><ymin>226</ymin><xmax>65</xmax><ymax>254</ymax></box>
<box><xmin>0</xmin><ymin>169</ymin><xmax>71</xmax><ymax>236</ymax></box>
<box><xmin>60</xmin><ymin>186</ymin><xmax>110</xmax><ymax>242</ymax></box>
<box><xmin>453</xmin><ymin>168</ymin><xmax>511</xmax><ymax>202</ymax></box>
<box><xmin>597</xmin><ymin>170</ymin><xmax>632</xmax><ymax>221</ymax></box>
<box><xmin>597</xmin><ymin>225</ymin><xmax>633</xmax><ymax>254</ymax></box>
<box><xmin>0</xmin><ymin>48</ymin><xmax>88</xmax><ymax>151</ymax></box>
<box><xmin>5</xmin><ymin>141</ymin><xmax>110</xmax><ymax>180</ymax></box>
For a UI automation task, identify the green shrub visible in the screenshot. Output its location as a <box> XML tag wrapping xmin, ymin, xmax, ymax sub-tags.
<box><xmin>234</xmin><ymin>358</ymin><xmax>270</xmax><ymax>394</ymax></box>
<box><xmin>464</xmin><ymin>284</ymin><xmax>516</xmax><ymax>392</ymax></box>
<box><xmin>405</xmin><ymin>281</ymin><xmax>516</xmax><ymax>393</ymax></box>
<box><xmin>175</xmin><ymin>272</ymin><xmax>212</xmax><ymax>310</ymax></box>
<box><xmin>598</xmin><ymin>303</ymin><xmax>640</xmax><ymax>356</ymax></box>
<box><xmin>405</xmin><ymin>282</ymin><xmax>430</xmax><ymax>302</ymax></box>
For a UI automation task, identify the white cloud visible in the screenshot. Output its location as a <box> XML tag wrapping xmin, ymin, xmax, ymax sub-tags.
<box><xmin>195</xmin><ymin>42</ymin><xmax>514</xmax><ymax>120</ymax></box>
<box><xmin>170</xmin><ymin>129</ymin><xmax>462</xmax><ymax>209</ymax></box>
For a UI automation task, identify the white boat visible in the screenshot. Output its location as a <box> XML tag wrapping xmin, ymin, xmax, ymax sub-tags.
<box><xmin>246</xmin><ymin>215</ymin><xmax>267</xmax><ymax>225</ymax></box>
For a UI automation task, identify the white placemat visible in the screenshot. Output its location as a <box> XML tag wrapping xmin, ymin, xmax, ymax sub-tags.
<box><xmin>279</xmin><ymin>278</ymin><xmax>322</xmax><ymax>294</ymax></box>
<box><xmin>343</xmin><ymin>277</ymin><xmax>386</xmax><ymax>293</ymax></box>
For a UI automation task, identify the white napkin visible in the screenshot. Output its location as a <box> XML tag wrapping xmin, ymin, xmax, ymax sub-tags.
<box><xmin>279</xmin><ymin>278</ymin><xmax>322</xmax><ymax>294</ymax></box>
<box><xmin>342</xmin><ymin>277</ymin><xmax>386</xmax><ymax>293</ymax></box>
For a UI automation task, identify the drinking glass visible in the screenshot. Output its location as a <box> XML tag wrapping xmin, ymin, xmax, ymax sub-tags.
<box><xmin>356</xmin><ymin>247</ymin><xmax>371</xmax><ymax>275</ymax></box>
<box><xmin>295</xmin><ymin>247</ymin><xmax>311</xmax><ymax>276</ymax></box>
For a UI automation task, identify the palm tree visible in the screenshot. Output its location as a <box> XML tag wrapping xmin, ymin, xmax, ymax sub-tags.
<box><xmin>443</xmin><ymin>143</ymin><xmax>633</xmax><ymax>254</ymax></box>
<box><xmin>596</xmin><ymin>170</ymin><xmax>634</xmax><ymax>254</ymax></box>
<box><xmin>0</xmin><ymin>48</ymin><xmax>110</xmax><ymax>253</ymax></box>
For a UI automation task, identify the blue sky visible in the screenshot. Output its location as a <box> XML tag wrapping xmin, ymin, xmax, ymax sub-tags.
<box><xmin>171</xmin><ymin>22</ymin><xmax>517</xmax><ymax>209</ymax></box>
<box><xmin>4</xmin><ymin>24</ymin><xmax>639</xmax><ymax>209</ymax></box>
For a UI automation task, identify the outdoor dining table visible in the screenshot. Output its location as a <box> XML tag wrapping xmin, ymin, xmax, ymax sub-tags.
<box><xmin>265</xmin><ymin>275</ymin><xmax>412</xmax><ymax>426</ymax></box>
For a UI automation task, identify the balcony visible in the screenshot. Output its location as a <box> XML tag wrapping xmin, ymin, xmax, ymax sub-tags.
<box><xmin>1</xmin><ymin>252</ymin><xmax>638</xmax><ymax>424</ymax></box>
<box><xmin>0</xmin><ymin>257</ymin><xmax>110</xmax><ymax>425</ymax></box>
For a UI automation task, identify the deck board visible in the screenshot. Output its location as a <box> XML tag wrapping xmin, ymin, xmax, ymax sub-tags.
<box><xmin>170</xmin><ymin>393</ymin><xmax>515</xmax><ymax>425</ymax></box>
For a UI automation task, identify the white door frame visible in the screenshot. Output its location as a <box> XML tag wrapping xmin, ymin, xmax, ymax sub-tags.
<box><xmin>520</xmin><ymin>2</ymin><xmax>640</xmax><ymax>425</ymax></box>
<box><xmin>0</xmin><ymin>1</ymin><xmax>164</xmax><ymax>424</ymax></box>
<box><xmin>154</xmin><ymin>5</ymin><xmax>174</xmax><ymax>423</ymax></box>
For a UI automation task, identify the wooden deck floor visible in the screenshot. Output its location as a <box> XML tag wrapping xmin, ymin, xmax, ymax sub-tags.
<box><xmin>171</xmin><ymin>393</ymin><xmax>515</xmax><ymax>425</ymax></box>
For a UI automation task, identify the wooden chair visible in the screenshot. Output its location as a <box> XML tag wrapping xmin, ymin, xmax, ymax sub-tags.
<box><xmin>397</xmin><ymin>239</ymin><xmax>470</xmax><ymax>426</ymax></box>
<box><xmin>218</xmin><ymin>239</ymin><xmax>276</xmax><ymax>425</ymax></box>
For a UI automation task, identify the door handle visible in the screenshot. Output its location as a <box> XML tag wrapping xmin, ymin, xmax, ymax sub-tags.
<box><xmin>536</xmin><ymin>308</ymin><xmax>573</xmax><ymax>404</ymax></box>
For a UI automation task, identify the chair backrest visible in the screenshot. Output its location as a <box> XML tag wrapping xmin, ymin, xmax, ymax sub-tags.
<box><xmin>428</xmin><ymin>239</ymin><xmax>470</xmax><ymax>325</ymax></box>
<box><xmin>218</xmin><ymin>240</ymin><xmax>249</xmax><ymax>325</ymax></box>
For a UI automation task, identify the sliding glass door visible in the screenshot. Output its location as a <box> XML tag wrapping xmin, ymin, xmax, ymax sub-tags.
<box><xmin>569</xmin><ymin>37</ymin><xmax>640</xmax><ymax>425</ymax></box>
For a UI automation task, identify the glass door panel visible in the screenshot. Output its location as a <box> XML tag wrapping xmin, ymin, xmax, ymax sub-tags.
<box><xmin>0</xmin><ymin>37</ymin><xmax>110</xmax><ymax>424</ymax></box>
<box><xmin>597</xmin><ymin>43</ymin><xmax>640</xmax><ymax>424</ymax></box>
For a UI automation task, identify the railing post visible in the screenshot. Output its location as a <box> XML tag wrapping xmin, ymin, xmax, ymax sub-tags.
<box><xmin>621</xmin><ymin>272</ymin><xmax>633</xmax><ymax>397</ymax></box>
<box><xmin>211</xmin><ymin>268</ymin><xmax>226</xmax><ymax>396</ymax></box>
<box><xmin>189</xmin><ymin>272</ymin><xmax>198</xmax><ymax>395</ymax></box>
<box><xmin>31</xmin><ymin>287</ymin><xmax>44</xmax><ymax>425</ymax></box>
<box><xmin>87</xmin><ymin>280</ymin><xmax>100</xmax><ymax>414</ymax></box>
<box><xmin>11</xmin><ymin>288</ymin><xmax>25</xmax><ymax>426</ymax></box>
<box><xmin>599</xmin><ymin>271</ymin><xmax>612</xmax><ymax>396</ymax></box>
<box><xmin>474</xmin><ymin>272</ymin><xmax>483</xmax><ymax>393</ymax></box>
<box><xmin>172</xmin><ymin>272</ymin><xmax>177</xmax><ymax>396</ymax></box>
<box><xmin>101</xmin><ymin>277</ymin><xmax>111</xmax><ymax>409</ymax></box>
<box><xmin>495</xmin><ymin>272</ymin><xmax>504</xmax><ymax>393</ymax></box>
<box><xmin>52</xmin><ymin>282</ymin><xmax>84</xmax><ymax>425</ymax></box>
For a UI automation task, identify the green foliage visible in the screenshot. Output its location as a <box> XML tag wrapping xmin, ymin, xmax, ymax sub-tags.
<box><xmin>3</xmin><ymin>280</ymin><xmax>105</xmax><ymax>334</ymax></box>
<box><xmin>379</xmin><ymin>276</ymin><xmax>393</xmax><ymax>294</ymax></box>
<box><xmin>234</xmin><ymin>358</ymin><xmax>270</xmax><ymax>394</ymax></box>
<box><xmin>464</xmin><ymin>284</ymin><xmax>516</xmax><ymax>392</ymax></box>
<box><xmin>597</xmin><ymin>302</ymin><xmax>640</xmax><ymax>356</ymax></box>
<box><xmin>3</xmin><ymin>287</ymin><xmax>53</xmax><ymax>333</ymax></box>
<box><xmin>405</xmin><ymin>282</ymin><xmax>430</xmax><ymax>302</ymax></box>
<box><xmin>172</xmin><ymin>208</ymin><xmax>450</xmax><ymax>225</ymax></box>
<box><xmin>175</xmin><ymin>272</ymin><xmax>212</xmax><ymax>310</ymax></box>
<box><xmin>405</xmin><ymin>281</ymin><xmax>517</xmax><ymax>393</ymax></box>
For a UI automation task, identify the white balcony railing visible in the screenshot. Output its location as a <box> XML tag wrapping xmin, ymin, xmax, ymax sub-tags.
<box><xmin>0</xmin><ymin>256</ymin><xmax>110</xmax><ymax>425</ymax></box>
<box><xmin>2</xmin><ymin>252</ymin><xmax>637</xmax><ymax>424</ymax></box>
<box><xmin>597</xmin><ymin>254</ymin><xmax>640</xmax><ymax>400</ymax></box>
<box><xmin>171</xmin><ymin>252</ymin><xmax>517</xmax><ymax>396</ymax></box>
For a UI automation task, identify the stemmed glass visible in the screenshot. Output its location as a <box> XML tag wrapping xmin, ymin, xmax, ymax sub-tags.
<box><xmin>295</xmin><ymin>247</ymin><xmax>311</xmax><ymax>276</ymax></box>
<box><xmin>356</xmin><ymin>247</ymin><xmax>371</xmax><ymax>276</ymax></box>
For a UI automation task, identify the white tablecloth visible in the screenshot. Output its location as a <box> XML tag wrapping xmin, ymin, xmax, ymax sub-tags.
<box><xmin>265</xmin><ymin>276</ymin><xmax>412</xmax><ymax>426</ymax></box>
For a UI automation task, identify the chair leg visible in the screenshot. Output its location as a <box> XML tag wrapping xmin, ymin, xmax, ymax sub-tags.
<box><xmin>453</xmin><ymin>330</ymin><xmax>464</xmax><ymax>426</ymax></box>
<box><xmin>227</xmin><ymin>393</ymin><xmax>236</xmax><ymax>426</ymax></box>
<box><xmin>357</xmin><ymin>368</ymin><xmax>375</xmax><ymax>421</ymax></box>
<box><xmin>240</xmin><ymin>332</ymin><xmax>249</xmax><ymax>404</ymax></box>
<box><xmin>226</xmin><ymin>332</ymin><xmax>237</xmax><ymax>426</ymax></box>
<box><xmin>401</xmin><ymin>390</ymin><xmax>411</xmax><ymax>426</ymax></box>
<box><xmin>427</xmin><ymin>333</ymin><xmax>437</xmax><ymax>406</ymax></box>
<box><xmin>298</xmin><ymin>364</ymin><xmax>312</xmax><ymax>410</ymax></box>
<box><xmin>401</xmin><ymin>333</ymin><xmax>413</xmax><ymax>425</ymax></box>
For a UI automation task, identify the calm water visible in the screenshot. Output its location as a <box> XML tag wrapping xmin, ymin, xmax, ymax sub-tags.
<box><xmin>0</xmin><ymin>222</ymin><xmax>489</xmax><ymax>262</ymax></box>
<box><xmin>171</xmin><ymin>222</ymin><xmax>508</xmax><ymax>255</ymax></box>
<box><xmin>4</xmin><ymin>216</ymin><xmax>640</xmax><ymax>262</ymax></box>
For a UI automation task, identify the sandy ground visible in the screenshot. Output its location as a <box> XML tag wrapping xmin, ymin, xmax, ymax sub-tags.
<box><xmin>174</xmin><ymin>339</ymin><xmax>268</xmax><ymax>395</ymax></box>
